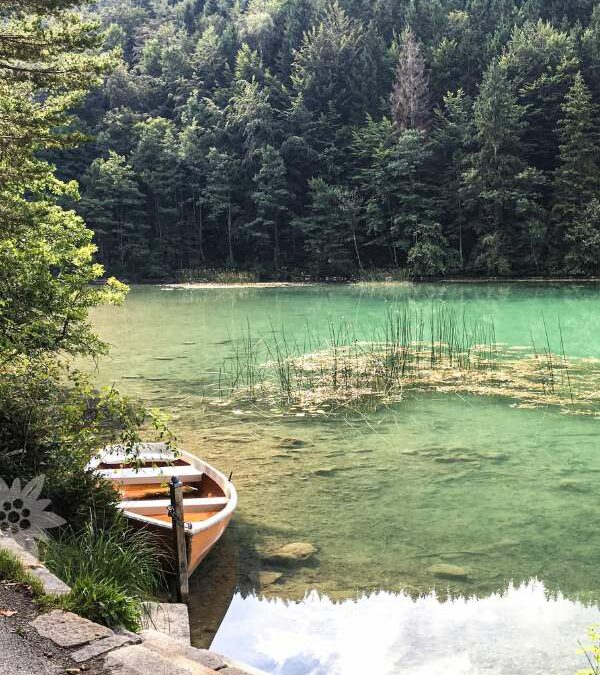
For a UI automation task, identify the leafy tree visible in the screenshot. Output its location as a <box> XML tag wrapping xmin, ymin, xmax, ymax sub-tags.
<box><xmin>0</xmin><ymin>0</ymin><xmax>125</xmax><ymax>360</ymax></box>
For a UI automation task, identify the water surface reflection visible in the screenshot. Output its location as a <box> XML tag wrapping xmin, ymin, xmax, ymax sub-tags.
<box><xmin>212</xmin><ymin>582</ymin><xmax>599</xmax><ymax>675</ymax></box>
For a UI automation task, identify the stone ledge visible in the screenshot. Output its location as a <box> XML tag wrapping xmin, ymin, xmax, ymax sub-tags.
<box><xmin>0</xmin><ymin>536</ymin><xmax>70</xmax><ymax>595</ymax></box>
<box><xmin>141</xmin><ymin>601</ymin><xmax>191</xmax><ymax>644</ymax></box>
<box><xmin>31</xmin><ymin>609</ymin><xmax>113</xmax><ymax>647</ymax></box>
<box><xmin>71</xmin><ymin>633</ymin><xmax>133</xmax><ymax>662</ymax></box>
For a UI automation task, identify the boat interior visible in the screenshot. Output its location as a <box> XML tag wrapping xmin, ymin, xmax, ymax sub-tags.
<box><xmin>95</xmin><ymin>451</ymin><xmax>228</xmax><ymax>526</ymax></box>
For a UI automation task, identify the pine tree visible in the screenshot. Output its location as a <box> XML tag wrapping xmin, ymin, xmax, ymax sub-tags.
<box><xmin>205</xmin><ymin>148</ymin><xmax>240</xmax><ymax>265</ymax></box>
<box><xmin>250</xmin><ymin>145</ymin><xmax>290</xmax><ymax>267</ymax></box>
<box><xmin>296</xmin><ymin>178</ymin><xmax>361</xmax><ymax>275</ymax></box>
<box><xmin>0</xmin><ymin>0</ymin><xmax>125</xmax><ymax>359</ymax></box>
<box><xmin>564</xmin><ymin>199</ymin><xmax>600</xmax><ymax>275</ymax></box>
<box><xmin>552</xmin><ymin>72</ymin><xmax>600</xmax><ymax>261</ymax></box>
<box><xmin>431</xmin><ymin>89</ymin><xmax>474</xmax><ymax>267</ymax></box>
<box><xmin>463</xmin><ymin>61</ymin><xmax>545</xmax><ymax>274</ymax></box>
<box><xmin>463</xmin><ymin>62</ymin><xmax>544</xmax><ymax>275</ymax></box>
<box><xmin>390</xmin><ymin>27</ymin><xmax>430</xmax><ymax>133</ymax></box>
<box><xmin>291</xmin><ymin>2</ymin><xmax>366</xmax><ymax>125</ymax></box>
<box><xmin>352</xmin><ymin>118</ymin><xmax>439</xmax><ymax>267</ymax></box>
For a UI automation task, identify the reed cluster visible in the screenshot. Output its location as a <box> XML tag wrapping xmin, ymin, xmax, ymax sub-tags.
<box><xmin>214</xmin><ymin>307</ymin><xmax>597</xmax><ymax>416</ymax></box>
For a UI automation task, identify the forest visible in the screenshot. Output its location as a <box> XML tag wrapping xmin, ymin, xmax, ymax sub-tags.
<box><xmin>60</xmin><ymin>0</ymin><xmax>600</xmax><ymax>279</ymax></box>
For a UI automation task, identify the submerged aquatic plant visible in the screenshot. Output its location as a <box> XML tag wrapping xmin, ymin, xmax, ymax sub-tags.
<box><xmin>215</xmin><ymin>306</ymin><xmax>596</xmax><ymax>416</ymax></box>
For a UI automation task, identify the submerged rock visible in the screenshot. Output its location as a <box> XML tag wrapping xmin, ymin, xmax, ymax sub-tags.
<box><xmin>260</xmin><ymin>542</ymin><xmax>317</xmax><ymax>566</ymax></box>
<box><xmin>259</xmin><ymin>571</ymin><xmax>283</xmax><ymax>588</ymax></box>
<box><xmin>278</xmin><ymin>437</ymin><xmax>309</xmax><ymax>449</ymax></box>
<box><xmin>312</xmin><ymin>467</ymin><xmax>336</xmax><ymax>477</ymax></box>
<box><xmin>427</xmin><ymin>564</ymin><xmax>469</xmax><ymax>581</ymax></box>
<box><xmin>558</xmin><ymin>479</ymin><xmax>591</xmax><ymax>493</ymax></box>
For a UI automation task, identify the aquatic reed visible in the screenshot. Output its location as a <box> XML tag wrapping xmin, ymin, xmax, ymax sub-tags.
<box><xmin>215</xmin><ymin>306</ymin><xmax>597</xmax><ymax>416</ymax></box>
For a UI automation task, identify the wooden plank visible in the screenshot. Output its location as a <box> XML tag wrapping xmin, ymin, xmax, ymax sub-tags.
<box><xmin>100</xmin><ymin>452</ymin><xmax>179</xmax><ymax>465</ymax></box>
<box><xmin>118</xmin><ymin>497</ymin><xmax>228</xmax><ymax>513</ymax></box>
<box><xmin>97</xmin><ymin>465</ymin><xmax>203</xmax><ymax>484</ymax></box>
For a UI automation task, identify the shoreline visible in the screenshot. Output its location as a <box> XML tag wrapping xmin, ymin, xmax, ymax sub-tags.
<box><xmin>157</xmin><ymin>277</ymin><xmax>600</xmax><ymax>290</ymax></box>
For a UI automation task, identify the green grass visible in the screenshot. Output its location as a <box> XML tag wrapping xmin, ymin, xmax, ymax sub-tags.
<box><xmin>213</xmin><ymin>307</ymin><xmax>589</xmax><ymax>416</ymax></box>
<box><xmin>0</xmin><ymin>548</ymin><xmax>45</xmax><ymax>596</ymax></box>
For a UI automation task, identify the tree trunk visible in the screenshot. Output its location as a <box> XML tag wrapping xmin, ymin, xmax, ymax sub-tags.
<box><xmin>273</xmin><ymin>221</ymin><xmax>280</xmax><ymax>268</ymax></box>
<box><xmin>352</xmin><ymin>227</ymin><xmax>363</xmax><ymax>271</ymax></box>
<box><xmin>227</xmin><ymin>205</ymin><xmax>234</xmax><ymax>265</ymax></box>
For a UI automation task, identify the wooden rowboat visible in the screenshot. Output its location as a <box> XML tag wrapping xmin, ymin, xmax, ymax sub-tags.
<box><xmin>88</xmin><ymin>443</ymin><xmax>237</xmax><ymax>576</ymax></box>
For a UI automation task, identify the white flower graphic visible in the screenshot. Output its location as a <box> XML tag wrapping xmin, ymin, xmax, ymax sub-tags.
<box><xmin>0</xmin><ymin>475</ymin><xmax>66</xmax><ymax>555</ymax></box>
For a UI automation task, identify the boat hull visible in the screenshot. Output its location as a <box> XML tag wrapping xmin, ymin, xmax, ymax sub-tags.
<box><xmin>88</xmin><ymin>443</ymin><xmax>237</xmax><ymax>578</ymax></box>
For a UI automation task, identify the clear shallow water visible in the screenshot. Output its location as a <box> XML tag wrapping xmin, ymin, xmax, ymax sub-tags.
<box><xmin>89</xmin><ymin>283</ymin><xmax>600</xmax><ymax>672</ymax></box>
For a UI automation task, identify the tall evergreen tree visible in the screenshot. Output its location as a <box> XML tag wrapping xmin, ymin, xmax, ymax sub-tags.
<box><xmin>205</xmin><ymin>147</ymin><xmax>240</xmax><ymax>265</ymax></box>
<box><xmin>463</xmin><ymin>61</ymin><xmax>544</xmax><ymax>274</ymax></box>
<box><xmin>250</xmin><ymin>145</ymin><xmax>290</xmax><ymax>266</ymax></box>
<box><xmin>551</xmin><ymin>72</ymin><xmax>600</xmax><ymax>264</ymax></box>
<box><xmin>431</xmin><ymin>89</ymin><xmax>474</xmax><ymax>267</ymax></box>
<box><xmin>80</xmin><ymin>152</ymin><xmax>147</xmax><ymax>275</ymax></box>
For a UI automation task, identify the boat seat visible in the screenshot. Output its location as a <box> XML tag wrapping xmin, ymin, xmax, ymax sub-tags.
<box><xmin>96</xmin><ymin>465</ymin><xmax>203</xmax><ymax>484</ymax></box>
<box><xmin>100</xmin><ymin>452</ymin><xmax>179</xmax><ymax>465</ymax></box>
<box><xmin>118</xmin><ymin>497</ymin><xmax>228</xmax><ymax>513</ymax></box>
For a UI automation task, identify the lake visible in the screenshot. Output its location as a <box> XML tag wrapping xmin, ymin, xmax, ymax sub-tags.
<box><xmin>90</xmin><ymin>282</ymin><xmax>600</xmax><ymax>674</ymax></box>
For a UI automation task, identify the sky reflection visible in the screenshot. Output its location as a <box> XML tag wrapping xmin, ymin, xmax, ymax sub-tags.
<box><xmin>211</xmin><ymin>582</ymin><xmax>600</xmax><ymax>675</ymax></box>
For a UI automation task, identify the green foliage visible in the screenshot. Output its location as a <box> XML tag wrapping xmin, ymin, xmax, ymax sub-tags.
<box><xmin>0</xmin><ymin>0</ymin><xmax>124</xmax><ymax>359</ymax></box>
<box><xmin>552</xmin><ymin>72</ymin><xmax>600</xmax><ymax>264</ymax></box>
<box><xmin>0</xmin><ymin>358</ymin><xmax>174</xmax><ymax>530</ymax></box>
<box><xmin>17</xmin><ymin>0</ymin><xmax>600</xmax><ymax>279</ymax></box>
<box><xmin>463</xmin><ymin>61</ymin><xmax>545</xmax><ymax>274</ymax></box>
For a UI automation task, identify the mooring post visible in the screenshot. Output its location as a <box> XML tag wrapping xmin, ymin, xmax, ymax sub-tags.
<box><xmin>169</xmin><ymin>475</ymin><xmax>189</xmax><ymax>604</ymax></box>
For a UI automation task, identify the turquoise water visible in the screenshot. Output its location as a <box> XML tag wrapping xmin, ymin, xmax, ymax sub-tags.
<box><xmin>89</xmin><ymin>282</ymin><xmax>600</xmax><ymax>674</ymax></box>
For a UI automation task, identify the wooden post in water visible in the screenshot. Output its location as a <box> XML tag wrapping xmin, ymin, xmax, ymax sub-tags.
<box><xmin>169</xmin><ymin>476</ymin><xmax>189</xmax><ymax>604</ymax></box>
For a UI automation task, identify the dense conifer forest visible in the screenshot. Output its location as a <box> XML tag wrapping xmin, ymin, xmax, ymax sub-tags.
<box><xmin>62</xmin><ymin>0</ymin><xmax>600</xmax><ymax>279</ymax></box>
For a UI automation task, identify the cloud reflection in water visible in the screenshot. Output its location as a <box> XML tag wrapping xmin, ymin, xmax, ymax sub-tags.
<box><xmin>211</xmin><ymin>581</ymin><xmax>600</xmax><ymax>675</ymax></box>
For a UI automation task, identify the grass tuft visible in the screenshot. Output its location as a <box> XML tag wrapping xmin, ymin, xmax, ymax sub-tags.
<box><xmin>43</xmin><ymin>517</ymin><xmax>165</xmax><ymax>600</ymax></box>
<box><xmin>0</xmin><ymin>548</ymin><xmax>45</xmax><ymax>597</ymax></box>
